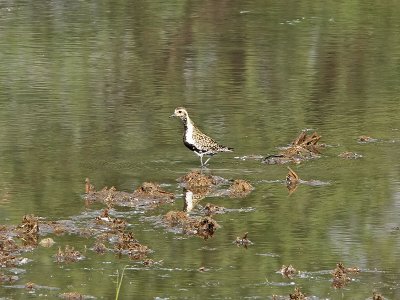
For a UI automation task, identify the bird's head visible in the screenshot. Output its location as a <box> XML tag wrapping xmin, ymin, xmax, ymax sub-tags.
<box><xmin>171</xmin><ymin>107</ymin><xmax>189</xmax><ymax>120</ymax></box>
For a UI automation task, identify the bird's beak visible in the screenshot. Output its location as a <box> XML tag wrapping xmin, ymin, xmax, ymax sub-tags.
<box><xmin>169</xmin><ymin>114</ymin><xmax>176</xmax><ymax>118</ymax></box>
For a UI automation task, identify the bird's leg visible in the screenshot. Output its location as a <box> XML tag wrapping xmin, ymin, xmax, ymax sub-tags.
<box><xmin>203</xmin><ymin>157</ymin><xmax>211</xmax><ymax>166</ymax></box>
<box><xmin>200</xmin><ymin>155</ymin><xmax>204</xmax><ymax>167</ymax></box>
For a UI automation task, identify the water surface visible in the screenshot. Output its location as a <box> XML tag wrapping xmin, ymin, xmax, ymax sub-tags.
<box><xmin>0</xmin><ymin>1</ymin><xmax>400</xmax><ymax>299</ymax></box>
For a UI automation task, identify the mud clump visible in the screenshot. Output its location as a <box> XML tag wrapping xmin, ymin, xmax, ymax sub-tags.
<box><xmin>263</xmin><ymin>131</ymin><xmax>323</xmax><ymax>164</ymax></box>
<box><xmin>163</xmin><ymin>211</ymin><xmax>219</xmax><ymax>240</ymax></box>
<box><xmin>332</xmin><ymin>262</ymin><xmax>359</xmax><ymax>288</ymax></box>
<box><xmin>84</xmin><ymin>180</ymin><xmax>174</xmax><ymax>209</ymax></box>
<box><xmin>228</xmin><ymin>179</ymin><xmax>254</xmax><ymax>198</ymax></box>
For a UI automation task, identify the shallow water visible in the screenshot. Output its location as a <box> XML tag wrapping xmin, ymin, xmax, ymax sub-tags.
<box><xmin>1</xmin><ymin>1</ymin><xmax>400</xmax><ymax>299</ymax></box>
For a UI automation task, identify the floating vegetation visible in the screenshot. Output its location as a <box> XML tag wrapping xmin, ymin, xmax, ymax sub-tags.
<box><xmin>338</xmin><ymin>151</ymin><xmax>363</xmax><ymax>159</ymax></box>
<box><xmin>284</xmin><ymin>167</ymin><xmax>329</xmax><ymax>194</ymax></box>
<box><xmin>39</xmin><ymin>237</ymin><xmax>55</xmax><ymax>248</ymax></box>
<box><xmin>95</xmin><ymin>209</ymin><xmax>127</xmax><ymax>232</ymax></box>
<box><xmin>85</xmin><ymin>178</ymin><xmax>95</xmax><ymax>194</ymax></box>
<box><xmin>357</xmin><ymin>135</ymin><xmax>378</xmax><ymax>143</ymax></box>
<box><xmin>372</xmin><ymin>291</ymin><xmax>384</xmax><ymax>300</ymax></box>
<box><xmin>0</xmin><ymin>272</ymin><xmax>19</xmax><ymax>283</ymax></box>
<box><xmin>178</xmin><ymin>171</ymin><xmax>253</xmax><ymax>212</ymax></box>
<box><xmin>234</xmin><ymin>232</ymin><xmax>252</xmax><ymax>248</ymax></box>
<box><xmin>202</xmin><ymin>203</ymin><xmax>226</xmax><ymax>215</ymax></box>
<box><xmin>289</xmin><ymin>287</ymin><xmax>306</xmax><ymax>300</ymax></box>
<box><xmin>227</xmin><ymin>179</ymin><xmax>254</xmax><ymax>198</ymax></box>
<box><xmin>178</xmin><ymin>170</ymin><xmax>226</xmax><ymax>189</ymax></box>
<box><xmin>59</xmin><ymin>292</ymin><xmax>95</xmax><ymax>300</ymax></box>
<box><xmin>263</xmin><ymin>131</ymin><xmax>323</xmax><ymax>164</ymax></box>
<box><xmin>286</xmin><ymin>167</ymin><xmax>299</xmax><ymax>194</ymax></box>
<box><xmin>17</xmin><ymin>214</ymin><xmax>39</xmax><ymax>247</ymax></box>
<box><xmin>332</xmin><ymin>262</ymin><xmax>359</xmax><ymax>288</ymax></box>
<box><xmin>279</xmin><ymin>264</ymin><xmax>297</xmax><ymax>278</ymax></box>
<box><xmin>84</xmin><ymin>179</ymin><xmax>174</xmax><ymax>209</ymax></box>
<box><xmin>114</xmin><ymin>232</ymin><xmax>150</xmax><ymax>260</ymax></box>
<box><xmin>55</xmin><ymin>245</ymin><xmax>84</xmax><ymax>263</ymax></box>
<box><xmin>163</xmin><ymin>211</ymin><xmax>219</xmax><ymax>239</ymax></box>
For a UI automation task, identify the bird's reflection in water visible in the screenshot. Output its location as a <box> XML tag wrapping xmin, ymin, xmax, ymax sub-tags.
<box><xmin>182</xmin><ymin>188</ymin><xmax>207</xmax><ymax>212</ymax></box>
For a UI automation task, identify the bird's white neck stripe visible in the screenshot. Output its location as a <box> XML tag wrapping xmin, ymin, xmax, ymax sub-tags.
<box><xmin>185</xmin><ymin>119</ymin><xmax>195</xmax><ymax>145</ymax></box>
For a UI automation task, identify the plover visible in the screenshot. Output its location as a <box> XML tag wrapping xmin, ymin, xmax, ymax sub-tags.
<box><xmin>171</xmin><ymin>107</ymin><xmax>233</xmax><ymax>166</ymax></box>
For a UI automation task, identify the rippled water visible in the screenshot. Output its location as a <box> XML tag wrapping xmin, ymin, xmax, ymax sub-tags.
<box><xmin>1</xmin><ymin>1</ymin><xmax>400</xmax><ymax>299</ymax></box>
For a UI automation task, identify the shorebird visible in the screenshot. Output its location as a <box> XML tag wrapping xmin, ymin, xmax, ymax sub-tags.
<box><xmin>171</xmin><ymin>107</ymin><xmax>233</xmax><ymax>167</ymax></box>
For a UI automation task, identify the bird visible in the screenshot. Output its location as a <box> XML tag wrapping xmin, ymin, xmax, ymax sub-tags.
<box><xmin>171</xmin><ymin>107</ymin><xmax>233</xmax><ymax>167</ymax></box>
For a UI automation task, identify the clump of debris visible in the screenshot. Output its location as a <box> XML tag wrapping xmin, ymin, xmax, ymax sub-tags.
<box><xmin>263</xmin><ymin>131</ymin><xmax>324</xmax><ymax>164</ymax></box>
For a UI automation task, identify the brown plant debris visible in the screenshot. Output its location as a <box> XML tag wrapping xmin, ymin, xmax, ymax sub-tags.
<box><xmin>286</xmin><ymin>167</ymin><xmax>300</xmax><ymax>195</ymax></box>
<box><xmin>0</xmin><ymin>236</ymin><xmax>21</xmax><ymax>268</ymax></box>
<box><xmin>279</xmin><ymin>264</ymin><xmax>297</xmax><ymax>278</ymax></box>
<box><xmin>202</xmin><ymin>203</ymin><xmax>226</xmax><ymax>215</ymax></box>
<box><xmin>332</xmin><ymin>262</ymin><xmax>359</xmax><ymax>288</ymax></box>
<box><xmin>178</xmin><ymin>170</ymin><xmax>228</xmax><ymax>190</ymax></box>
<box><xmin>289</xmin><ymin>287</ymin><xmax>306</xmax><ymax>300</ymax></box>
<box><xmin>164</xmin><ymin>211</ymin><xmax>190</xmax><ymax>227</ymax></box>
<box><xmin>0</xmin><ymin>272</ymin><xmax>18</xmax><ymax>283</ymax></box>
<box><xmin>372</xmin><ymin>291</ymin><xmax>384</xmax><ymax>300</ymax></box>
<box><xmin>17</xmin><ymin>214</ymin><xmax>39</xmax><ymax>247</ymax></box>
<box><xmin>92</xmin><ymin>242</ymin><xmax>108</xmax><ymax>254</ymax></box>
<box><xmin>25</xmin><ymin>281</ymin><xmax>36</xmax><ymax>290</ymax></box>
<box><xmin>234</xmin><ymin>232</ymin><xmax>252</xmax><ymax>248</ymax></box>
<box><xmin>227</xmin><ymin>179</ymin><xmax>254</xmax><ymax>198</ymax></box>
<box><xmin>143</xmin><ymin>258</ymin><xmax>162</xmax><ymax>267</ymax></box>
<box><xmin>39</xmin><ymin>237</ymin><xmax>55</xmax><ymax>248</ymax></box>
<box><xmin>163</xmin><ymin>211</ymin><xmax>220</xmax><ymax>240</ymax></box>
<box><xmin>85</xmin><ymin>178</ymin><xmax>95</xmax><ymax>194</ymax></box>
<box><xmin>95</xmin><ymin>209</ymin><xmax>127</xmax><ymax>232</ymax></box>
<box><xmin>133</xmin><ymin>182</ymin><xmax>174</xmax><ymax>200</ymax></box>
<box><xmin>114</xmin><ymin>231</ymin><xmax>149</xmax><ymax>260</ymax></box>
<box><xmin>84</xmin><ymin>181</ymin><xmax>174</xmax><ymax>209</ymax></box>
<box><xmin>263</xmin><ymin>131</ymin><xmax>323</xmax><ymax>164</ymax></box>
<box><xmin>18</xmin><ymin>214</ymin><xmax>39</xmax><ymax>235</ymax></box>
<box><xmin>357</xmin><ymin>135</ymin><xmax>378</xmax><ymax>143</ymax></box>
<box><xmin>286</xmin><ymin>167</ymin><xmax>299</xmax><ymax>186</ymax></box>
<box><xmin>59</xmin><ymin>292</ymin><xmax>85</xmax><ymax>300</ymax></box>
<box><xmin>55</xmin><ymin>245</ymin><xmax>83</xmax><ymax>263</ymax></box>
<box><xmin>338</xmin><ymin>152</ymin><xmax>363</xmax><ymax>159</ymax></box>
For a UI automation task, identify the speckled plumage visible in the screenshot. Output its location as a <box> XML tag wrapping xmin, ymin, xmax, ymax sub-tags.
<box><xmin>171</xmin><ymin>107</ymin><xmax>233</xmax><ymax>166</ymax></box>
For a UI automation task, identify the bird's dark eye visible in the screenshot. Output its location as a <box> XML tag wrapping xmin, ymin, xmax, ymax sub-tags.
<box><xmin>178</xmin><ymin>110</ymin><xmax>182</xmax><ymax>113</ymax></box>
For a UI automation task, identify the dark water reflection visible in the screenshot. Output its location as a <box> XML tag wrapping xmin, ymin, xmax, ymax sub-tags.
<box><xmin>0</xmin><ymin>0</ymin><xmax>400</xmax><ymax>299</ymax></box>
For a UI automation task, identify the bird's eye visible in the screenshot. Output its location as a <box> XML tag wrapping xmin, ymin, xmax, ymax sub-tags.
<box><xmin>178</xmin><ymin>110</ymin><xmax>182</xmax><ymax>113</ymax></box>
